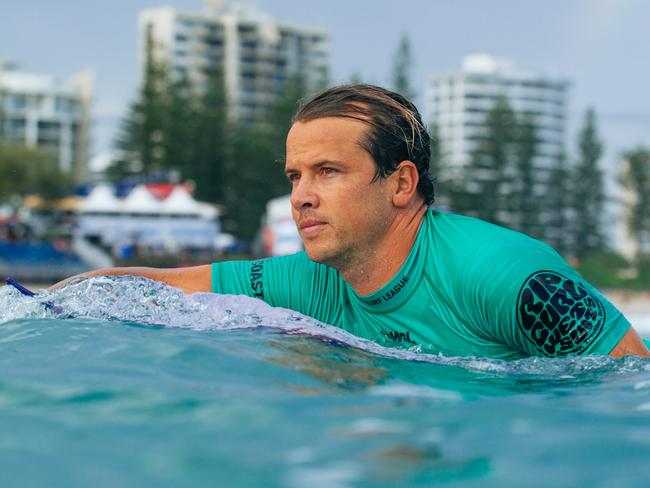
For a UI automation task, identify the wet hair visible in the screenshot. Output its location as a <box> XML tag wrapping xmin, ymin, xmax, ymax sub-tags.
<box><xmin>293</xmin><ymin>84</ymin><xmax>434</xmax><ymax>206</ymax></box>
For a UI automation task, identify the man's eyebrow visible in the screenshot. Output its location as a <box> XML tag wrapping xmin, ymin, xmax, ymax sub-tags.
<box><xmin>284</xmin><ymin>159</ymin><xmax>347</xmax><ymax>172</ymax></box>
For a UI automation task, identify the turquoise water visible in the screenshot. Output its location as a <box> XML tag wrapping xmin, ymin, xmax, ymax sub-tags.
<box><xmin>1</xmin><ymin>278</ymin><xmax>650</xmax><ymax>487</ymax></box>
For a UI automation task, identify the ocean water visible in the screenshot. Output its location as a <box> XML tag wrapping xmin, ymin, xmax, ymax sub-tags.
<box><xmin>1</xmin><ymin>277</ymin><xmax>650</xmax><ymax>487</ymax></box>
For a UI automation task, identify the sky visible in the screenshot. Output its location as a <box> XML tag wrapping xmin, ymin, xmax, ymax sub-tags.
<box><xmin>2</xmin><ymin>0</ymin><xmax>649</xmax><ymax>176</ymax></box>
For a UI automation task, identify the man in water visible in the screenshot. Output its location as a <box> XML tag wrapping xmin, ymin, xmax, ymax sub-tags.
<box><xmin>75</xmin><ymin>84</ymin><xmax>649</xmax><ymax>359</ymax></box>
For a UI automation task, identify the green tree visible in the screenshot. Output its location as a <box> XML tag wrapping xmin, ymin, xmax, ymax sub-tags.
<box><xmin>428</xmin><ymin>123</ymin><xmax>441</xmax><ymax>177</ymax></box>
<box><xmin>457</xmin><ymin>96</ymin><xmax>517</xmax><ymax>226</ymax></box>
<box><xmin>191</xmin><ymin>65</ymin><xmax>229</xmax><ymax>203</ymax></box>
<box><xmin>314</xmin><ymin>65</ymin><xmax>330</xmax><ymax>91</ymax></box>
<box><xmin>513</xmin><ymin>112</ymin><xmax>539</xmax><ymax>237</ymax></box>
<box><xmin>111</xmin><ymin>24</ymin><xmax>169</xmax><ymax>176</ymax></box>
<box><xmin>571</xmin><ymin>108</ymin><xmax>605</xmax><ymax>259</ymax></box>
<box><xmin>162</xmin><ymin>72</ymin><xmax>197</xmax><ymax>177</ymax></box>
<box><xmin>391</xmin><ymin>34</ymin><xmax>415</xmax><ymax>100</ymax></box>
<box><xmin>544</xmin><ymin>150</ymin><xmax>571</xmax><ymax>255</ymax></box>
<box><xmin>427</xmin><ymin>123</ymin><xmax>448</xmax><ymax>208</ymax></box>
<box><xmin>223</xmin><ymin>75</ymin><xmax>306</xmax><ymax>240</ymax></box>
<box><xmin>620</xmin><ymin>148</ymin><xmax>650</xmax><ymax>261</ymax></box>
<box><xmin>0</xmin><ymin>143</ymin><xmax>72</xmax><ymax>201</ymax></box>
<box><xmin>0</xmin><ymin>85</ymin><xmax>6</xmax><ymax>139</ymax></box>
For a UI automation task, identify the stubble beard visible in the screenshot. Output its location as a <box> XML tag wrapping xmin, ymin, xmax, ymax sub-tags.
<box><xmin>306</xmin><ymin>237</ymin><xmax>369</xmax><ymax>285</ymax></box>
<box><xmin>303</xmin><ymin>230</ymin><xmax>355</xmax><ymax>272</ymax></box>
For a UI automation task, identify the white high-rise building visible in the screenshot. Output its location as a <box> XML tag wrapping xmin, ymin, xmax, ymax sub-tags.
<box><xmin>426</xmin><ymin>54</ymin><xmax>569</xmax><ymax>171</ymax></box>
<box><xmin>0</xmin><ymin>61</ymin><xmax>93</xmax><ymax>182</ymax></box>
<box><xmin>139</xmin><ymin>1</ymin><xmax>330</xmax><ymax>124</ymax></box>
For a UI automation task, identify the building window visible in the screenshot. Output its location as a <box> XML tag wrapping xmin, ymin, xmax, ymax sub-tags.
<box><xmin>37</xmin><ymin>120</ymin><xmax>61</xmax><ymax>137</ymax></box>
<box><xmin>204</xmin><ymin>37</ymin><xmax>223</xmax><ymax>47</ymax></box>
<box><xmin>465</xmin><ymin>75</ymin><xmax>491</xmax><ymax>84</ymax></box>
<box><xmin>238</xmin><ymin>25</ymin><xmax>256</xmax><ymax>34</ymax></box>
<box><xmin>54</xmin><ymin>96</ymin><xmax>70</xmax><ymax>113</ymax></box>
<box><xmin>10</xmin><ymin>94</ymin><xmax>26</xmax><ymax>110</ymax></box>
<box><xmin>6</xmin><ymin>118</ymin><xmax>26</xmax><ymax>138</ymax></box>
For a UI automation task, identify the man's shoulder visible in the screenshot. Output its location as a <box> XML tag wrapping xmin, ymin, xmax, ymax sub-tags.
<box><xmin>428</xmin><ymin>210</ymin><xmax>535</xmax><ymax>241</ymax></box>
<box><xmin>426</xmin><ymin>210</ymin><xmax>551</xmax><ymax>259</ymax></box>
<box><xmin>423</xmin><ymin>210</ymin><xmax>572</xmax><ymax>297</ymax></box>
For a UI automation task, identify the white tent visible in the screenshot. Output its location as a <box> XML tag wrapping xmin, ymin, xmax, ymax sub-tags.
<box><xmin>79</xmin><ymin>184</ymin><xmax>121</xmax><ymax>213</ymax></box>
<box><xmin>267</xmin><ymin>194</ymin><xmax>293</xmax><ymax>223</ymax></box>
<box><xmin>76</xmin><ymin>183</ymin><xmax>222</xmax><ymax>251</ymax></box>
<box><xmin>197</xmin><ymin>202</ymin><xmax>218</xmax><ymax>220</ymax></box>
<box><xmin>121</xmin><ymin>185</ymin><xmax>161</xmax><ymax>214</ymax></box>
<box><xmin>262</xmin><ymin>194</ymin><xmax>302</xmax><ymax>256</ymax></box>
<box><xmin>160</xmin><ymin>186</ymin><xmax>202</xmax><ymax>216</ymax></box>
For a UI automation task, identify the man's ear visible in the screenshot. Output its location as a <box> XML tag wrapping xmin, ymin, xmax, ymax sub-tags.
<box><xmin>391</xmin><ymin>161</ymin><xmax>420</xmax><ymax>208</ymax></box>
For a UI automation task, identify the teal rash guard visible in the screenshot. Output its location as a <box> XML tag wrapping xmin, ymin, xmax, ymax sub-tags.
<box><xmin>212</xmin><ymin>210</ymin><xmax>630</xmax><ymax>359</ymax></box>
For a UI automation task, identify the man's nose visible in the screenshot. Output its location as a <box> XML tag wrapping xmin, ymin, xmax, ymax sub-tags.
<box><xmin>290</xmin><ymin>177</ymin><xmax>319</xmax><ymax>209</ymax></box>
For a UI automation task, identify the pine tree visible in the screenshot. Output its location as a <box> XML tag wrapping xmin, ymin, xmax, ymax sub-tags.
<box><xmin>391</xmin><ymin>34</ymin><xmax>415</xmax><ymax>101</ymax></box>
<box><xmin>192</xmin><ymin>65</ymin><xmax>229</xmax><ymax>203</ymax></box>
<box><xmin>545</xmin><ymin>150</ymin><xmax>571</xmax><ymax>255</ymax></box>
<box><xmin>163</xmin><ymin>72</ymin><xmax>197</xmax><ymax>178</ymax></box>
<box><xmin>314</xmin><ymin>65</ymin><xmax>330</xmax><ymax>91</ymax></box>
<box><xmin>571</xmin><ymin>108</ymin><xmax>605</xmax><ymax>259</ymax></box>
<box><xmin>223</xmin><ymin>74</ymin><xmax>306</xmax><ymax>241</ymax></box>
<box><xmin>620</xmin><ymin>148</ymin><xmax>650</xmax><ymax>261</ymax></box>
<box><xmin>513</xmin><ymin>112</ymin><xmax>539</xmax><ymax>237</ymax></box>
<box><xmin>0</xmin><ymin>86</ymin><xmax>6</xmax><ymax>139</ymax></box>
<box><xmin>112</xmin><ymin>24</ymin><xmax>169</xmax><ymax>176</ymax></box>
<box><xmin>459</xmin><ymin>96</ymin><xmax>517</xmax><ymax>226</ymax></box>
<box><xmin>427</xmin><ymin>123</ymin><xmax>445</xmax><ymax>208</ymax></box>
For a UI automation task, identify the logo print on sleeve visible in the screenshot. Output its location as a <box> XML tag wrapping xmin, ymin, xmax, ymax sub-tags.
<box><xmin>516</xmin><ymin>271</ymin><xmax>605</xmax><ymax>356</ymax></box>
<box><xmin>250</xmin><ymin>260</ymin><xmax>264</xmax><ymax>299</ymax></box>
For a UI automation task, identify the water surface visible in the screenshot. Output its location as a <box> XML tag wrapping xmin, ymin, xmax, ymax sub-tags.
<box><xmin>1</xmin><ymin>277</ymin><xmax>650</xmax><ymax>487</ymax></box>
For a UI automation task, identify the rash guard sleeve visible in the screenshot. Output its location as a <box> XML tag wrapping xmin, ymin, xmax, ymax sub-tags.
<box><xmin>461</xmin><ymin>239</ymin><xmax>630</xmax><ymax>357</ymax></box>
<box><xmin>211</xmin><ymin>252</ymin><xmax>346</xmax><ymax>326</ymax></box>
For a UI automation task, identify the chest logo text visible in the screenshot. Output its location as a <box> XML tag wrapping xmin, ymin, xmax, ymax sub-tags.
<box><xmin>369</xmin><ymin>275</ymin><xmax>409</xmax><ymax>306</ymax></box>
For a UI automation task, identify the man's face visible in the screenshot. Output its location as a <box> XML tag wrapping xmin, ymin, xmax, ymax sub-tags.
<box><xmin>285</xmin><ymin>117</ymin><xmax>396</xmax><ymax>268</ymax></box>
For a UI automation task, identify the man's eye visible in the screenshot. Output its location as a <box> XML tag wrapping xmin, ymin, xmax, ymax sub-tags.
<box><xmin>320</xmin><ymin>167</ymin><xmax>336</xmax><ymax>176</ymax></box>
<box><xmin>287</xmin><ymin>173</ymin><xmax>300</xmax><ymax>183</ymax></box>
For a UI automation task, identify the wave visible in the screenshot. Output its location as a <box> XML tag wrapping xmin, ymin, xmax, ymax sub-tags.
<box><xmin>1</xmin><ymin>276</ymin><xmax>648</xmax><ymax>379</ymax></box>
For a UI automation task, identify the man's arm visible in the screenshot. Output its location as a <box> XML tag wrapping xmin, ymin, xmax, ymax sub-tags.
<box><xmin>52</xmin><ymin>265</ymin><xmax>212</xmax><ymax>294</ymax></box>
<box><xmin>609</xmin><ymin>327</ymin><xmax>650</xmax><ymax>357</ymax></box>
<box><xmin>464</xmin><ymin>236</ymin><xmax>647</xmax><ymax>357</ymax></box>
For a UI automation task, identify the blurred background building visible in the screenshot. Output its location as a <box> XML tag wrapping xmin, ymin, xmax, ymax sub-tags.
<box><xmin>138</xmin><ymin>0</ymin><xmax>329</xmax><ymax>124</ymax></box>
<box><xmin>427</xmin><ymin>54</ymin><xmax>571</xmax><ymax>246</ymax></box>
<box><xmin>618</xmin><ymin>153</ymin><xmax>650</xmax><ymax>262</ymax></box>
<box><xmin>427</xmin><ymin>54</ymin><xmax>569</xmax><ymax>170</ymax></box>
<box><xmin>0</xmin><ymin>60</ymin><xmax>93</xmax><ymax>183</ymax></box>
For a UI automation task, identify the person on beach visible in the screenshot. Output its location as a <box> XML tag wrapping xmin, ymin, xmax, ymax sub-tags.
<box><xmin>67</xmin><ymin>84</ymin><xmax>650</xmax><ymax>359</ymax></box>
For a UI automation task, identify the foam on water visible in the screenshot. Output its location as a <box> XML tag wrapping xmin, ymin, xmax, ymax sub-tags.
<box><xmin>1</xmin><ymin>276</ymin><xmax>649</xmax><ymax>380</ymax></box>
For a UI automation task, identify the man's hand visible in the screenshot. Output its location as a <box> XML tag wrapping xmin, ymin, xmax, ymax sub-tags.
<box><xmin>50</xmin><ymin>265</ymin><xmax>213</xmax><ymax>294</ymax></box>
<box><xmin>609</xmin><ymin>327</ymin><xmax>650</xmax><ymax>357</ymax></box>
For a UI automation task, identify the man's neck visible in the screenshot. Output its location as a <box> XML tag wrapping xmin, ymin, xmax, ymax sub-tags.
<box><xmin>338</xmin><ymin>205</ymin><xmax>427</xmax><ymax>296</ymax></box>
